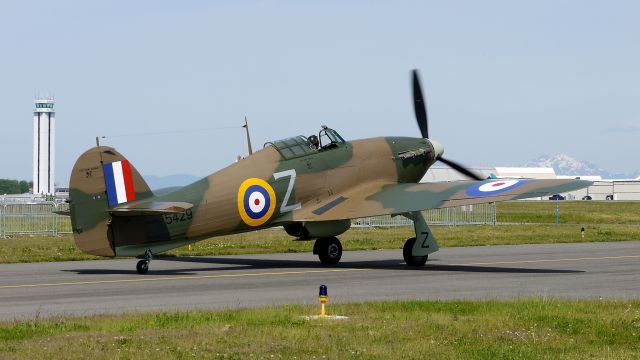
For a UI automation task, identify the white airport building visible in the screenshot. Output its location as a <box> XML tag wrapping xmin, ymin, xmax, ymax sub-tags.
<box><xmin>32</xmin><ymin>97</ymin><xmax>56</xmax><ymax>195</ymax></box>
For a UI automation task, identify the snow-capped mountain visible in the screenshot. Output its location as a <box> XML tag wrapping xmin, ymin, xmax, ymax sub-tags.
<box><xmin>523</xmin><ymin>154</ymin><xmax>639</xmax><ymax>179</ymax></box>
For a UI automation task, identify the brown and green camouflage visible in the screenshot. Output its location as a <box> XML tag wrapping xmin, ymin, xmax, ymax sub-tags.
<box><xmin>69</xmin><ymin>129</ymin><xmax>590</xmax><ymax>258</ymax></box>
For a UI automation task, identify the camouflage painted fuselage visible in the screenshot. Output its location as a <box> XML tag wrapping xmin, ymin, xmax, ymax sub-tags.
<box><xmin>70</xmin><ymin>136</ymin><xmax>435</xmax><ymax>257</ymax></box>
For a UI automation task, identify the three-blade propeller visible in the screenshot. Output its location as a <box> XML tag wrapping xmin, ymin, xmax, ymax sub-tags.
<box><xmin>411</xmin><ymin>69</ymin><xmax>483</xmax><ymax>181</ymax></box>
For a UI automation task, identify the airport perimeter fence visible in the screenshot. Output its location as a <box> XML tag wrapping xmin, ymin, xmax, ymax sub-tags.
<box><xmin>352</xmin><ymin>203</ymin><xmax>497</xmax><ymax>227</ymax></box>
<box><xmin>0</xmin><ymin>201</ymin><xmax>71</xmax><ymax>238</ymax></box>
<box><xmin>0</xmin><ymin>201</ymin><xmax>496</xmax><ymax>238</ymax></box>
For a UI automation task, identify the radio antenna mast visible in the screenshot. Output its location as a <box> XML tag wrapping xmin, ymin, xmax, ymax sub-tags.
<box><xmin>242</xmin><ymin>116</ymin><xmax>253</xmax><ymax>155</ymax></box>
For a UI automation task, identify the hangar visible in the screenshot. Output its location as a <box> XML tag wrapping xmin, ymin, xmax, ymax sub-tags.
<box><xmin>560</xmin><ymin>180</ymin><xmax>640</xmax><ymax>201</ymax></box>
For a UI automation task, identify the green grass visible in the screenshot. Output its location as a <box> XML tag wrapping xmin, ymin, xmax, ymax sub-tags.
<box><xmin>496</xmin><ymin>201</ymin><xmax>640</xmax><ymax>224</ymax></box>
<box><xmin>0</xmin><ymin>299</ymin><xmax>638</xmax><ymax>359</ymax></box>
<box><xmin>1</xmin><ymin>201</ymin><xmax>639</xmax><ymax>264</ymax></box>
<box><xmin>0</xmin><ymin>235</ymin><xmax>102</xmax><ymax>263</ymax></box>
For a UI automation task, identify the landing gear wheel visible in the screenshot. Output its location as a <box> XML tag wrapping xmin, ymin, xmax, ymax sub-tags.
<box><xmin>315</xmin><ymin>237</ymin><xmax>343</xmax><ymax>265</ymax></box>
<box><xmin>136</xmin><ymin>249</ymin><xmax>153</xmax><ymax>274</ymax></box>
<box><xmin>136</xmin><ymin>260</ymin><xmax>149</xmax><ymax>274</ymax></box>
<box><xmin>403</xmin><ymin>237</ymin><xmax>428</xmax><ymax>267</ymax></box>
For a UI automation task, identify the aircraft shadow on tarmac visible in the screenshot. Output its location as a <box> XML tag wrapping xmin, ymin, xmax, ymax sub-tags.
<box><xmin>62</xmin><ymin>256</ymin><xmax>584</xmax><ymax>276</ymax></box>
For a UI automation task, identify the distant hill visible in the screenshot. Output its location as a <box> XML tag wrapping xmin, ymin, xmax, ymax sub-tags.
<box><xmin>143</xmin><ymin>174</ymin><xmax>201</xmax><ymax>190</ymax></box>
<box><xmin>523</xmin><ymin>154</ymin><xmax>639</xmax><ymax>179</ymax></box>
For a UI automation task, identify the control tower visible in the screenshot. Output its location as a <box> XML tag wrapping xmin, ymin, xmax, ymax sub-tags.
<box><xmin>33</xmin><ymin>97</ymin><xmax>55</xmax><ymax>195</ymax></box>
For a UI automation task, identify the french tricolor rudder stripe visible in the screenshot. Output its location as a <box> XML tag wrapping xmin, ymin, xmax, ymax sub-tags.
<box><xmin>103</xmin><ymin>160</ymin><xmax>137</xmax><ymax>206</ymax></box>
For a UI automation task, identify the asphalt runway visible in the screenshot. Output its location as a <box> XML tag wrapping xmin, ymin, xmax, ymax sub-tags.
<box><xmin>0</xmin><ymin>241</ymin><xmax>639</xmax><ymax>320</ymax></box>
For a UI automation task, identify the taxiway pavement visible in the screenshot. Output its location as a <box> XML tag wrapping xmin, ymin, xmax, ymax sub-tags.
<box><xmin>0</xmin><ymin>241</ymin><xmax>638</xmax><ymax>320</ymax></box>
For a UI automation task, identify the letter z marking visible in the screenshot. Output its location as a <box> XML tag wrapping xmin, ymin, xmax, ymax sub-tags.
<box><xmin>273</xmin><ymin>169</ymin><xmax>302</xmax><ymax>213</ymax></box>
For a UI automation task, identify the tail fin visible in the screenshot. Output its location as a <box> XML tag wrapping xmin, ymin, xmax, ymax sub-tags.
<box><xmin>69</xmin><ymin>146</ymin><xmax>153</xmax><ymax>256</ymax></box>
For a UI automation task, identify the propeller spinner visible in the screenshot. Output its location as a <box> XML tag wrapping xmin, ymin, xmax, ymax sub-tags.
<box><xmin>411</xmin><ymin>69</ymin><xmax>483</xmax><ymax>181</ymax></box>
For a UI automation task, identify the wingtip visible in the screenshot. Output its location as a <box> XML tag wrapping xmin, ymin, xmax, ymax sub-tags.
<box><xmin>579</xmin><ymin>179</ymin><xmax>594</xmax><ymax>187</ymax></box>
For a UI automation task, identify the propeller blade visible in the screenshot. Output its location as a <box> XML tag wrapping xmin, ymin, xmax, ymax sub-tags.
<box><xmin>412</xmin><ymin>69</ymin><xmax>429</xmax><ymax>139</ymax></box>
<box><xmin>411</xmin><ymin>69</ymin><xmax>482</xmax><ymax>181</ymax></box>
<box><xmin>438</xmin><ymin>157</ymin><xmax>484</xmax><ymax>181</ymax></box>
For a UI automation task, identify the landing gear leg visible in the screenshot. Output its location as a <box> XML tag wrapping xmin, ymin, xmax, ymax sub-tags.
<box><xmin>314</xmin><ymin>237</ymin><xmax>343</xmax><ymax>265</ymax></box>
<box><xmin>136</xmin><ymin>249</ymin><xmax>153</xmax><ymax>274</ymax></box>
<box><xmin>401</xmin><ymin>211</ymin><xmax>439</xmax><ymax>267</ymax></box>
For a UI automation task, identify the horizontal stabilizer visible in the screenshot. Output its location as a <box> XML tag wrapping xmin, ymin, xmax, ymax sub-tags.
<box><xmin>108</xmin><ymin>201</ymin><xmax>194</xmax><ymax>216</ymax></box>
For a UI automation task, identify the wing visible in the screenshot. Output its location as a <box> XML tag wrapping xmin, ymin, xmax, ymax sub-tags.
<box><xmin>291</xmin><ymin>179</ymin><xmax>591</xmax><ymax>222</ymax></box>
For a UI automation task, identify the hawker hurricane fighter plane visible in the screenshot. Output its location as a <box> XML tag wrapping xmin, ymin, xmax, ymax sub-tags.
<box><xmin>69</xmin><ymin>70</ymin><xmax>590</xmax><ymax>274</ymax></box>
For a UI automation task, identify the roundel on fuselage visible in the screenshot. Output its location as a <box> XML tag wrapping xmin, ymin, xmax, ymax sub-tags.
<box><xmin>237</xmin><ymin>178</ymin><xmax>277</xmax><ymax>226</ymax></box>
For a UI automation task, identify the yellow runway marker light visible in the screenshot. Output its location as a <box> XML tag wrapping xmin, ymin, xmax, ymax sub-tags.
<box><xmin>302</xmin><ymin>284</ymin><xmax>347</xmax><ymax>320</ymax></box>
<box><xmin>319</xmin><ymin>284</ymin><xmax>328</xmax><ymax>317</ymax></box>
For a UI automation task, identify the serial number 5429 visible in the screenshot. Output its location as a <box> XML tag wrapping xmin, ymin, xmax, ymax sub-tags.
<box><xmin>163</xmin><ymin>209</ymin><xmax>193</xmax><ymax>225</ymax></box>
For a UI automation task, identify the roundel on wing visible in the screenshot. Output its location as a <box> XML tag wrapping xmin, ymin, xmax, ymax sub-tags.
<box><xmin>465</xmin><ymin>179</ymin><xmax>529</xmax><ymax>197</ymax></box>
<box><xmin>237</xmin><ymin>178</ymin><xmax>277</xmax><ymax>226</ymax></box>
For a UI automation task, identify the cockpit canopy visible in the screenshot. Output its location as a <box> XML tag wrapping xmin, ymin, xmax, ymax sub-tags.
<box><xmin>265</xmin><ymin>126</ymin><xmax>346</xmax><ymax>160</ymax></box>
<box><xmin>318</xmin><ymin>127</ymin><xmax>346</xmax><ymax>149</ymax></box>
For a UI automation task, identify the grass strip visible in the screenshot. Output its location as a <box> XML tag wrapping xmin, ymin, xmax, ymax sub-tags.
<box><xmin>496</xmin><ymin>200</ymin><xmax>640</xmax><ymax>224</ymax></box>
<box><xmin>0</xmin><ymin>298</ymin><xmax>638</xmax><ymax>359</ymax></box>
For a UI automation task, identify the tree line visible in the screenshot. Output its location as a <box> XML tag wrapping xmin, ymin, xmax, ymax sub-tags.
<box><xmin>0</xmin><ymin>179</ymin><xmax>32</xmax><ymax>194</ymax></box>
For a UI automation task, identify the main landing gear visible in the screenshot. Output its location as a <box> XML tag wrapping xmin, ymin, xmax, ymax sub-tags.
<box><xmin>136</xmin><ymin>249</ymin><xmax>153</xmax><ymax>274</ymax></box>
<box><xmin>401</xmin><ymin>211</ymin><xmax>439</xmax><ymax>267</ymax></box>
<box><xmin>403</xmin><ymin>237</ymin><xmax>428</xmax><ymax>266</ymax></box>
<box><xmin>313</xmin><ymin>237</ymin><xmax>343</xmax><ymax>265</ymax></box>
<box><xmin>310</xmin><ymin>212</ymin><xmax>439</xmax><ymax>267</ymax></box>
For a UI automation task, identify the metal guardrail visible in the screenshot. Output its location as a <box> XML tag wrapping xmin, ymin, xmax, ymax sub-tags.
<box><xmin>0</xmin><ymin>201</ymin><xmax>496</xmax><ymax>238</ymax></box>
<box><xmin>0</xmin><ymin>201</ymin><xmax>71</xmax><ymax>238</ymax></box>
<box><xmin>352</xmin><ymin>203</ymin><xmax>496</xmax><ymax>227</ymax></box>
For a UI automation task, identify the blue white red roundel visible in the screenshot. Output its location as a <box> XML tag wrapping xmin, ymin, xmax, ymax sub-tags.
<box><xmin>237</xmin><ymin>178</ymin><xmax>276</xmax><ymax>226</ymax></box>
<box><xmin>466</xmin><ymin>179</ymin><xmax>529</xmax><ymax>197</ymax></box>
<box><xmin>244</xmin><ymin>185</ymin><xmax>270</xmax><ymax>219</ymax></box>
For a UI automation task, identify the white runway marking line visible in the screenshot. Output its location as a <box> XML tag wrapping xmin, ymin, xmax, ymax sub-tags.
<box><xmin>0</xmin><ymin>268</ymin><xmax>370</xmax><ymax>290</ymax></box>
<box><xmin>0</xmin><ymin>254</ymin><xmax>638</xmax><ymax>290</ymax></box>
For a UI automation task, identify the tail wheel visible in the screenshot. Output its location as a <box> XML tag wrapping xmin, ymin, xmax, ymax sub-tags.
<box><xmin>403</xmin><ymin>237</ymin><xmax>428</xmax><ymax>267</ymax></box>
<box><xmin>314</xmin><ymin>237</ymin><xmax>343</xmax><ymax>265</ymax></box>
<box><xmin>136</xmin><ymin>260</ymin><xmax>149</xmax><ymax>274</ymax></box>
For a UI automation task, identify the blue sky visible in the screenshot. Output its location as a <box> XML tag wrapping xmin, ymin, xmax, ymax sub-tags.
<box><xmin>1</xmin><ymin>1</ymin><xmax>638</xmax><ymax>185</ymax></box>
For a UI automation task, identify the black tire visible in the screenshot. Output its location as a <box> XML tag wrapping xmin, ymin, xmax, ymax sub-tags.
<box><xmin>403</xmin><ymin>237</ymin><xmax>428</xmax><ymax>267</ymax></box>
<box><xmin>315</xmin><ymin>237</ymin><xmax>343</xmax><ymax>265</ymax></box>
<box><xmin>136</xmin><ymin>260</ymin><xmax>149</xmax><ymax>274</ymax></box>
